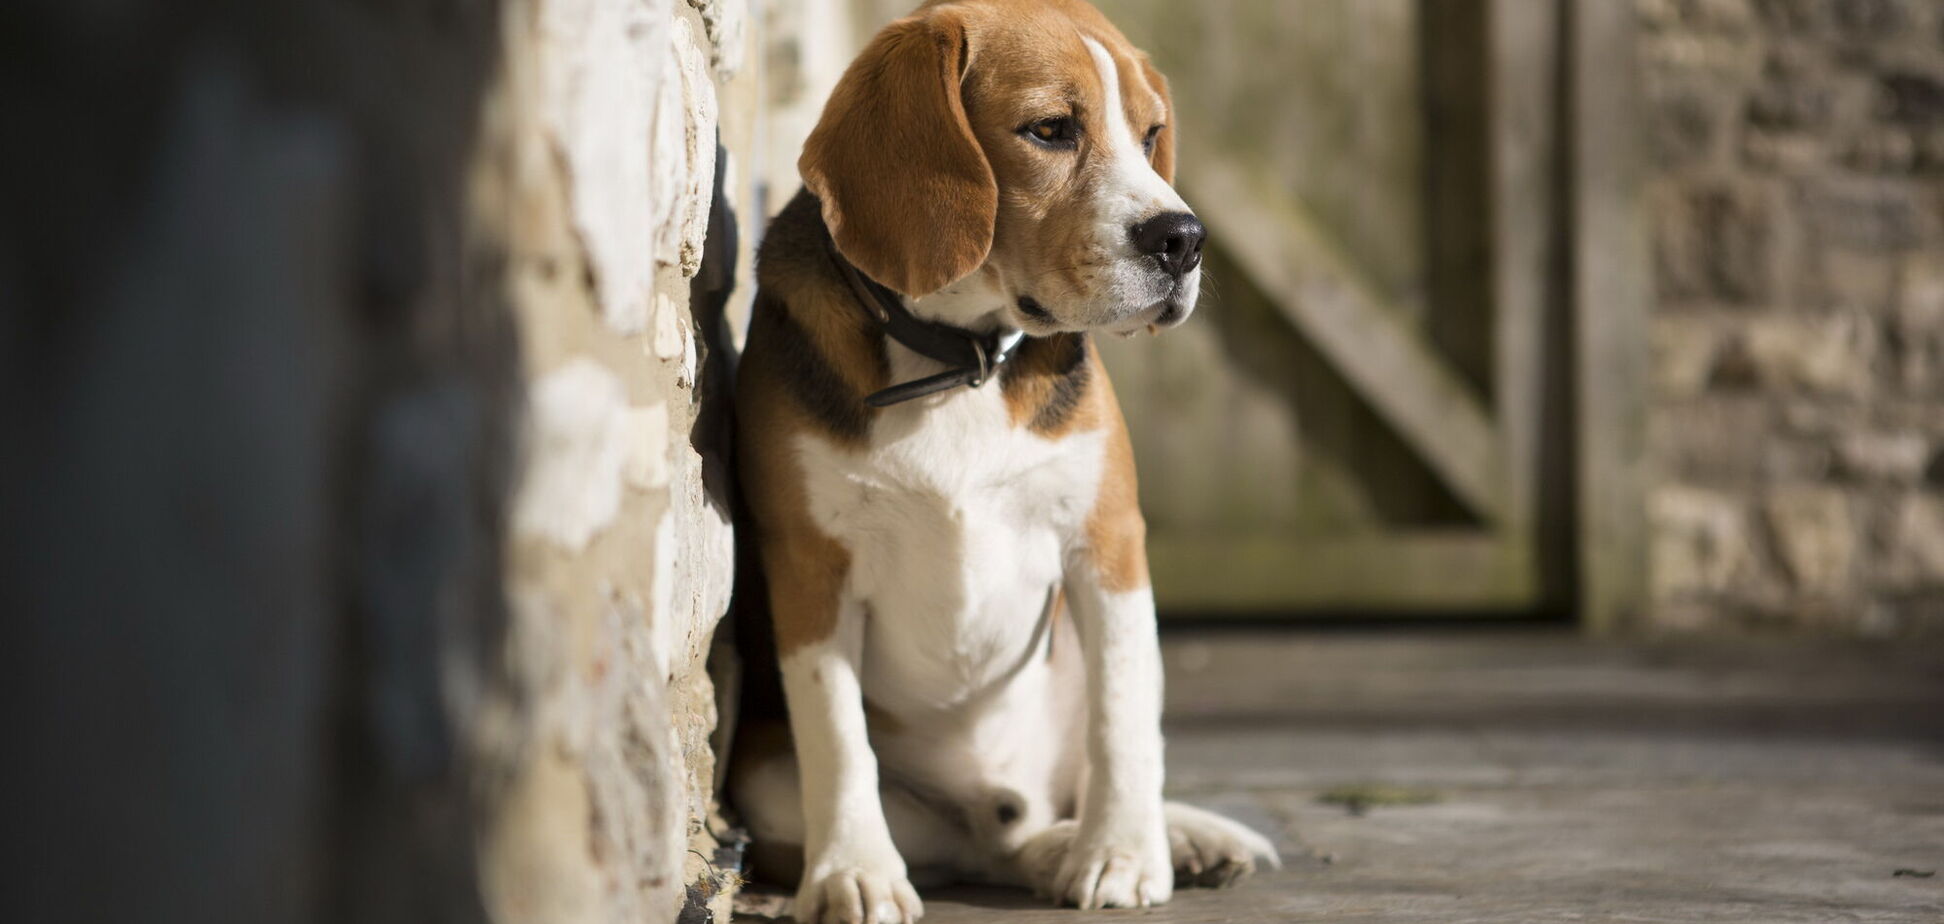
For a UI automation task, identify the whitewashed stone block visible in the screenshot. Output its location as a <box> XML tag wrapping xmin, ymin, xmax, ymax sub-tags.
<box><xmin>655</xmin><ymin>16</ymin><xmax>719</xmax><ymax>277</ymax></box>
<box><xmin>513</xmin><ymin>358</ymin><xmax>659</xmax><ymax>551</ymax></box>
<box><xmin>688</xmin><ymin>0</ymin><xmax>749</xmax><ymax>76</ymax></box>
<box><xmin>541</xmin><ymin>0</ymin><xmax>670</xmax><ymax>334</ymax></box>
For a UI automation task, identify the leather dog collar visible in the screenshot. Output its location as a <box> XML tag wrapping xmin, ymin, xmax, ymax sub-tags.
<box><xmin>828</xmin><ymin>242</ymin><xmax>1025</xmax><ymax>408</ymax></box>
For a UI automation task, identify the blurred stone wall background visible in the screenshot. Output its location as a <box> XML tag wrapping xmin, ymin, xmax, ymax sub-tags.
<box><xmin>1641</xmin><ymin>0</ymin><xmax>1944</xmax><ymax>635</ymax></box>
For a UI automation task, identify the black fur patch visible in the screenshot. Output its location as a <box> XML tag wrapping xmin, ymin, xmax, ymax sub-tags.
<box><xmin>752</xmin><ymin>294</ymin><xmax>880</xmax><ymax>443</ymax></box>
<box><xmin>1004</xmin><ymin>333</ymin><xmax>1092</xmax><ymax>434</ymax></box>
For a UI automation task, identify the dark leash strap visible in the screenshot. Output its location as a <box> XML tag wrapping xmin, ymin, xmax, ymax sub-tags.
<box><xmin>828</xmin><ymin>241</ymin><xmax>1021</xmax><ymax>407</ymax></box>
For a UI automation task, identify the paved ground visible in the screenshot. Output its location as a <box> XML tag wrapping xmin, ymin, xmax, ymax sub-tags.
<box><xmin>741</xmin><ymin>629</ymin><xmax>1944</xmax><ymax>923</ymax></box>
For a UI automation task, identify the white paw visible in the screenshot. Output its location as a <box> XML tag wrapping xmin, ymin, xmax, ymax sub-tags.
<box><xmin>1027</xmin><ymin>816</ymin><xmax>1174</xmax><ymax>910</ymax></box>
<box><xmin>1165</xmin><ymin>802</ymin><xmax>1282</xmax><ymax>888</ymax></box>
<box><xmin>794</xmin><ymin>856</ymin><xmax>923</xmax><ymax>924</ymax></box>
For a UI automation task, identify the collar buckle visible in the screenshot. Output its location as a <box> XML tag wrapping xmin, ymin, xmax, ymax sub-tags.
<box><xmin>967</xmin><ymin>337</ymin><xmax>991</xmax><ymax>388</ymax></box>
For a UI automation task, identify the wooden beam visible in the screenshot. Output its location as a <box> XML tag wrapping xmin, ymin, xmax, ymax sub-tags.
<box><xmin>1488</xmin><ymin>0</ymin><xmax>1562</xmax><ymax>534</ymax></box>
<box><xmin>1182</xmin><ymin>158</ymin><xmax>1514</xmax><ymax>526</ymax></box>
<box><xmin>1569</xmin><ymin>0</ymin><xmax>1650</xmax><ymax>633</ymax></box>
<box><xmin>1150</xmin><ymin>532</ymin><xmax>1536</xmax><ymax>614</ymax></box>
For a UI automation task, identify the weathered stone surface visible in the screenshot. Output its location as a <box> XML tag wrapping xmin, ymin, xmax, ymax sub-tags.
<box><xmin>1741</xmin><ymin>124</ymin><xmax>1831</xmax><ymax>171</ymax></box>
<box><xmin>1804</xmin><ymin>177</ymin><xmax>1931</xmax><ymax>251</ymax></box>
<box><xmin>1764</xmin><ymin>486</ymin><xmax>1857</xmax><ymax>593</ymax></box>
<box><xmin>512</xmin><ymin>358</ymin><xmax>662</xmax><ymax>551</ymax></box>
<box><xmin>1720</xmin><ymin>313</ymin><xmax>1878</xmax><ymax>395</ymax></box>
<box><xmin>1642</xmin><ymin>0</ymin><xmax>1759</xmax><ymax>33</ymax></box>
<box><xmin>1892</xmin><ymin>253</ymin><xmax>1944</xmax><ymax>393</ymax></box>
<box><xmin>1652</xmin><ymin>315</ymin><xmax>1732</xmax><ymax>397</ymax></box>
<box><xmin>1651</xmin><ymin>486</ymin><xmax>1761</xmax><ymax>598</ymax></box>
<box><xmin>1806</xmin><ymin>247</ymin><xmax>1899</xmax><ymax>314</ymax></box>
<box><xmin>1649</xmin><ymin>79</ymin><xmax>1728</xmax><ymax>167</ymax></box>
<box><xmin>1653</xmin><ymin>180</ymin><xmax>1781</xmax><ymax>305</ymax></box>
<box><xmin>1877</xmin><ymin>68</ymin><xmax>1944</xmax><ymax>124</ymax></box>
<box><xmin>1747</xmin><ymin>49</ymin><xmax>1836</xmax><ymax>132</ymax></box>
<box><xmin>1754</xmin><ymin>0</ymin><xmax>1932</xmax><ymax>38</ymax></box>
<box><xmin>541</xmin><ymin>0</ymin><xmax>672</xmax><ymax>334</ymax></box>
<box><xmin>1641</xmin><ymin>0</ymin><xmax>1944</xmax><ymax>635</ymax></box>
<box><xmin>1834</xmin><ymin>432</ymin><xmax>1932</xmax><ymax>481</ymax></box>
<box><xmin>1916</xmin><ymin>125</ymin><xmax>1944</xmax><ymax>171</ymax></box>
<box><xmin>1879</xmin><ymin>493</ymin><xmax>1944</xmax><ymax>588</ymax></box>
<box><xmin>655</xmin><ymin>16</ymin><xmax>719</xmax><ymax>278</ymax></box>
<box><xmin>688</xmin><ymin>0</ymin><xmax>749</xmax><ymax>76</ymax></box>
<box><xmin>488</xmin><ymin>2</ymin><xmax>756</xmax><ymax>922</ymax></box>
<box><xmin>1843</xmin><ymin>125</ymin><xmax>1921</xmax><ymax>171</ymax></box>
<box><xmin>1652</xmin><ymin>397</ymin><xmax>1837</xmax><ymax>482</ymax></box>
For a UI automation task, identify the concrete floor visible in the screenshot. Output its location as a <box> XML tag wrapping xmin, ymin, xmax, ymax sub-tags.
<box><xmin>742</xmin><ymin>630</ymin><xmax>1944</xmax><ymax>923</ymax></box>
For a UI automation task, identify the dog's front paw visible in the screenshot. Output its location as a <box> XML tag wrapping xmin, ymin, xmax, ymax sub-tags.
<box><xmin>795</xmin><ymin>856</ymin><xmax>923</xmax><ymax>924</ymax></box>
<box><xmin>1036</xmin><ymin>816</ymin><xmax>1173</xmax><ymax>910</ymax></box>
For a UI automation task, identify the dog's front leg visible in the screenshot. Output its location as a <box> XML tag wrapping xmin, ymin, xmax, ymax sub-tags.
<box><xmin>774</xmin><ymin>579</ymin><xmax>921</xmax><ymax>924</ymax></box>
<box><xmin>1051</xmin><ymin>508</ymin><xmax>1173</xmax><ymax>909</ymax></box>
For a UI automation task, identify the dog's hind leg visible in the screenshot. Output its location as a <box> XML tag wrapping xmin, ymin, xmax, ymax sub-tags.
<box><xmin>729</xmin><ymin>721</ymin><xmax>970</xmax><ymax>889</ymax></box>
<box><xmin>1012</xmin><ymin>801</ymin><xmax>1280</xmax><ymax>898</ymax></box>
<box><xmin>1163</xmin><ymin>801</ymin><xmax>1281</xmax><ymax>888</ymax></box>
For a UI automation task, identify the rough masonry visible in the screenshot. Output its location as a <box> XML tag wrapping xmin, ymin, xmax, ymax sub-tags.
<box><xmin>1641</xmin><ymin>0</ymin><xmax>1944</xmax><ymax>635</ymax></box>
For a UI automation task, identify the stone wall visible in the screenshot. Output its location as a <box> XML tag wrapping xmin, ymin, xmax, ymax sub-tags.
<box><xmin>479</xmin><ymin>1</ymin><xmax>747</xmax><ymax>922</ymax></box>
<box><xmin>1640</xmin><ymin>0</ymin><xmax>1944</xmax><ymax>634</ymax></box>
<box><xmin>5</xmin><ymin>1</ymin><xmax>852</xmax><ymax>922</ymax></box>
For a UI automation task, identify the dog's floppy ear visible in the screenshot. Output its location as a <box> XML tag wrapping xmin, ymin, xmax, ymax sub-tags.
<box><xmin>801</xmin><ymin>9</ymin><xmax>995</xmax><ymax>299</ymax></box>
<box><xmin>1139</xmin><ymin>56</ymin><xmax>1176</xmax><ymax>185</ymax></box>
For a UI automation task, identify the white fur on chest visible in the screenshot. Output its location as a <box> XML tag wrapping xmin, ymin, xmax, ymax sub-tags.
<box><xmin>794</xmin><ymin>354</ymin><xmax>1104</xmax><ymax>713</ymax></box>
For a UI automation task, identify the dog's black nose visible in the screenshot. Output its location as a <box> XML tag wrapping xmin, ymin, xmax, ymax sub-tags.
<box><xmin>1130</xmin><ymin>212</ymin><xmax>1206</xmax><ymax>278</ymax></box>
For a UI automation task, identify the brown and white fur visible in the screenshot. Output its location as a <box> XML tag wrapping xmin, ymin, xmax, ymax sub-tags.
<box><xmin>729</xmin><ymin>2</ymin><xmax>1277</xmax><ymax>921</ymax></box>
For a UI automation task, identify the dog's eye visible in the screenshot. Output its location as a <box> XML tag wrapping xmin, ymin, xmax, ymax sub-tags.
<box><xmin>1143</xmin><ymin>124</ymin><xmax>1165</xmax><ymax>157</ymax></box>
<box><xmin>1021</xmin><ymin>116</ymin><xmax>1078</xmax><ymax>149</ymax></box>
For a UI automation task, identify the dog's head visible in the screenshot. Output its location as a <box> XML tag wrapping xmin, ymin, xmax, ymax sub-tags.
<box><xmin>802</xmin><ymin>0</ymin><xmax>1201</xmax><ymax>335</ymax></box>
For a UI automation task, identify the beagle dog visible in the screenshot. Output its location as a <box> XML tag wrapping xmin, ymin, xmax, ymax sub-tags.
<box><xmin>729</xmin><ymin>1</ymin><xmax>1277</xmax><ymax>920</ymax></box>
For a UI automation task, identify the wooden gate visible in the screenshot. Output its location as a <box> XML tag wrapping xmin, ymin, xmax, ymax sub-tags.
<box><xmin>1093</xmin><ymin>0</ymin><xmax>1646</xmax><ymax>625</ymax></box>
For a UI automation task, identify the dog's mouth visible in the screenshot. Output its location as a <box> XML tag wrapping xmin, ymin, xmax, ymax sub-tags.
<box><xmin>1014</xmin><ymin>292</ymin><xmax>1193</xmax><ymax>336</ymax></box>
<box><xmin>1105</xmin><ymin>298</ymin><xmax>1192</xmax><ymax>337</ymax></box>
<box><xmin>1153</xmin><ymin>300</ymin><xmax>1188</xmax><ymax>328</ymax></box>
<box><xmin>1016</xmin><ymin>295</ymin><xmax>1053</xmax><ymax>322</ymax></box>
<box><xmin>1012</xmin><ymin>295</ymin><xmax>1065</xmax><ymax>335</ymax></box>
